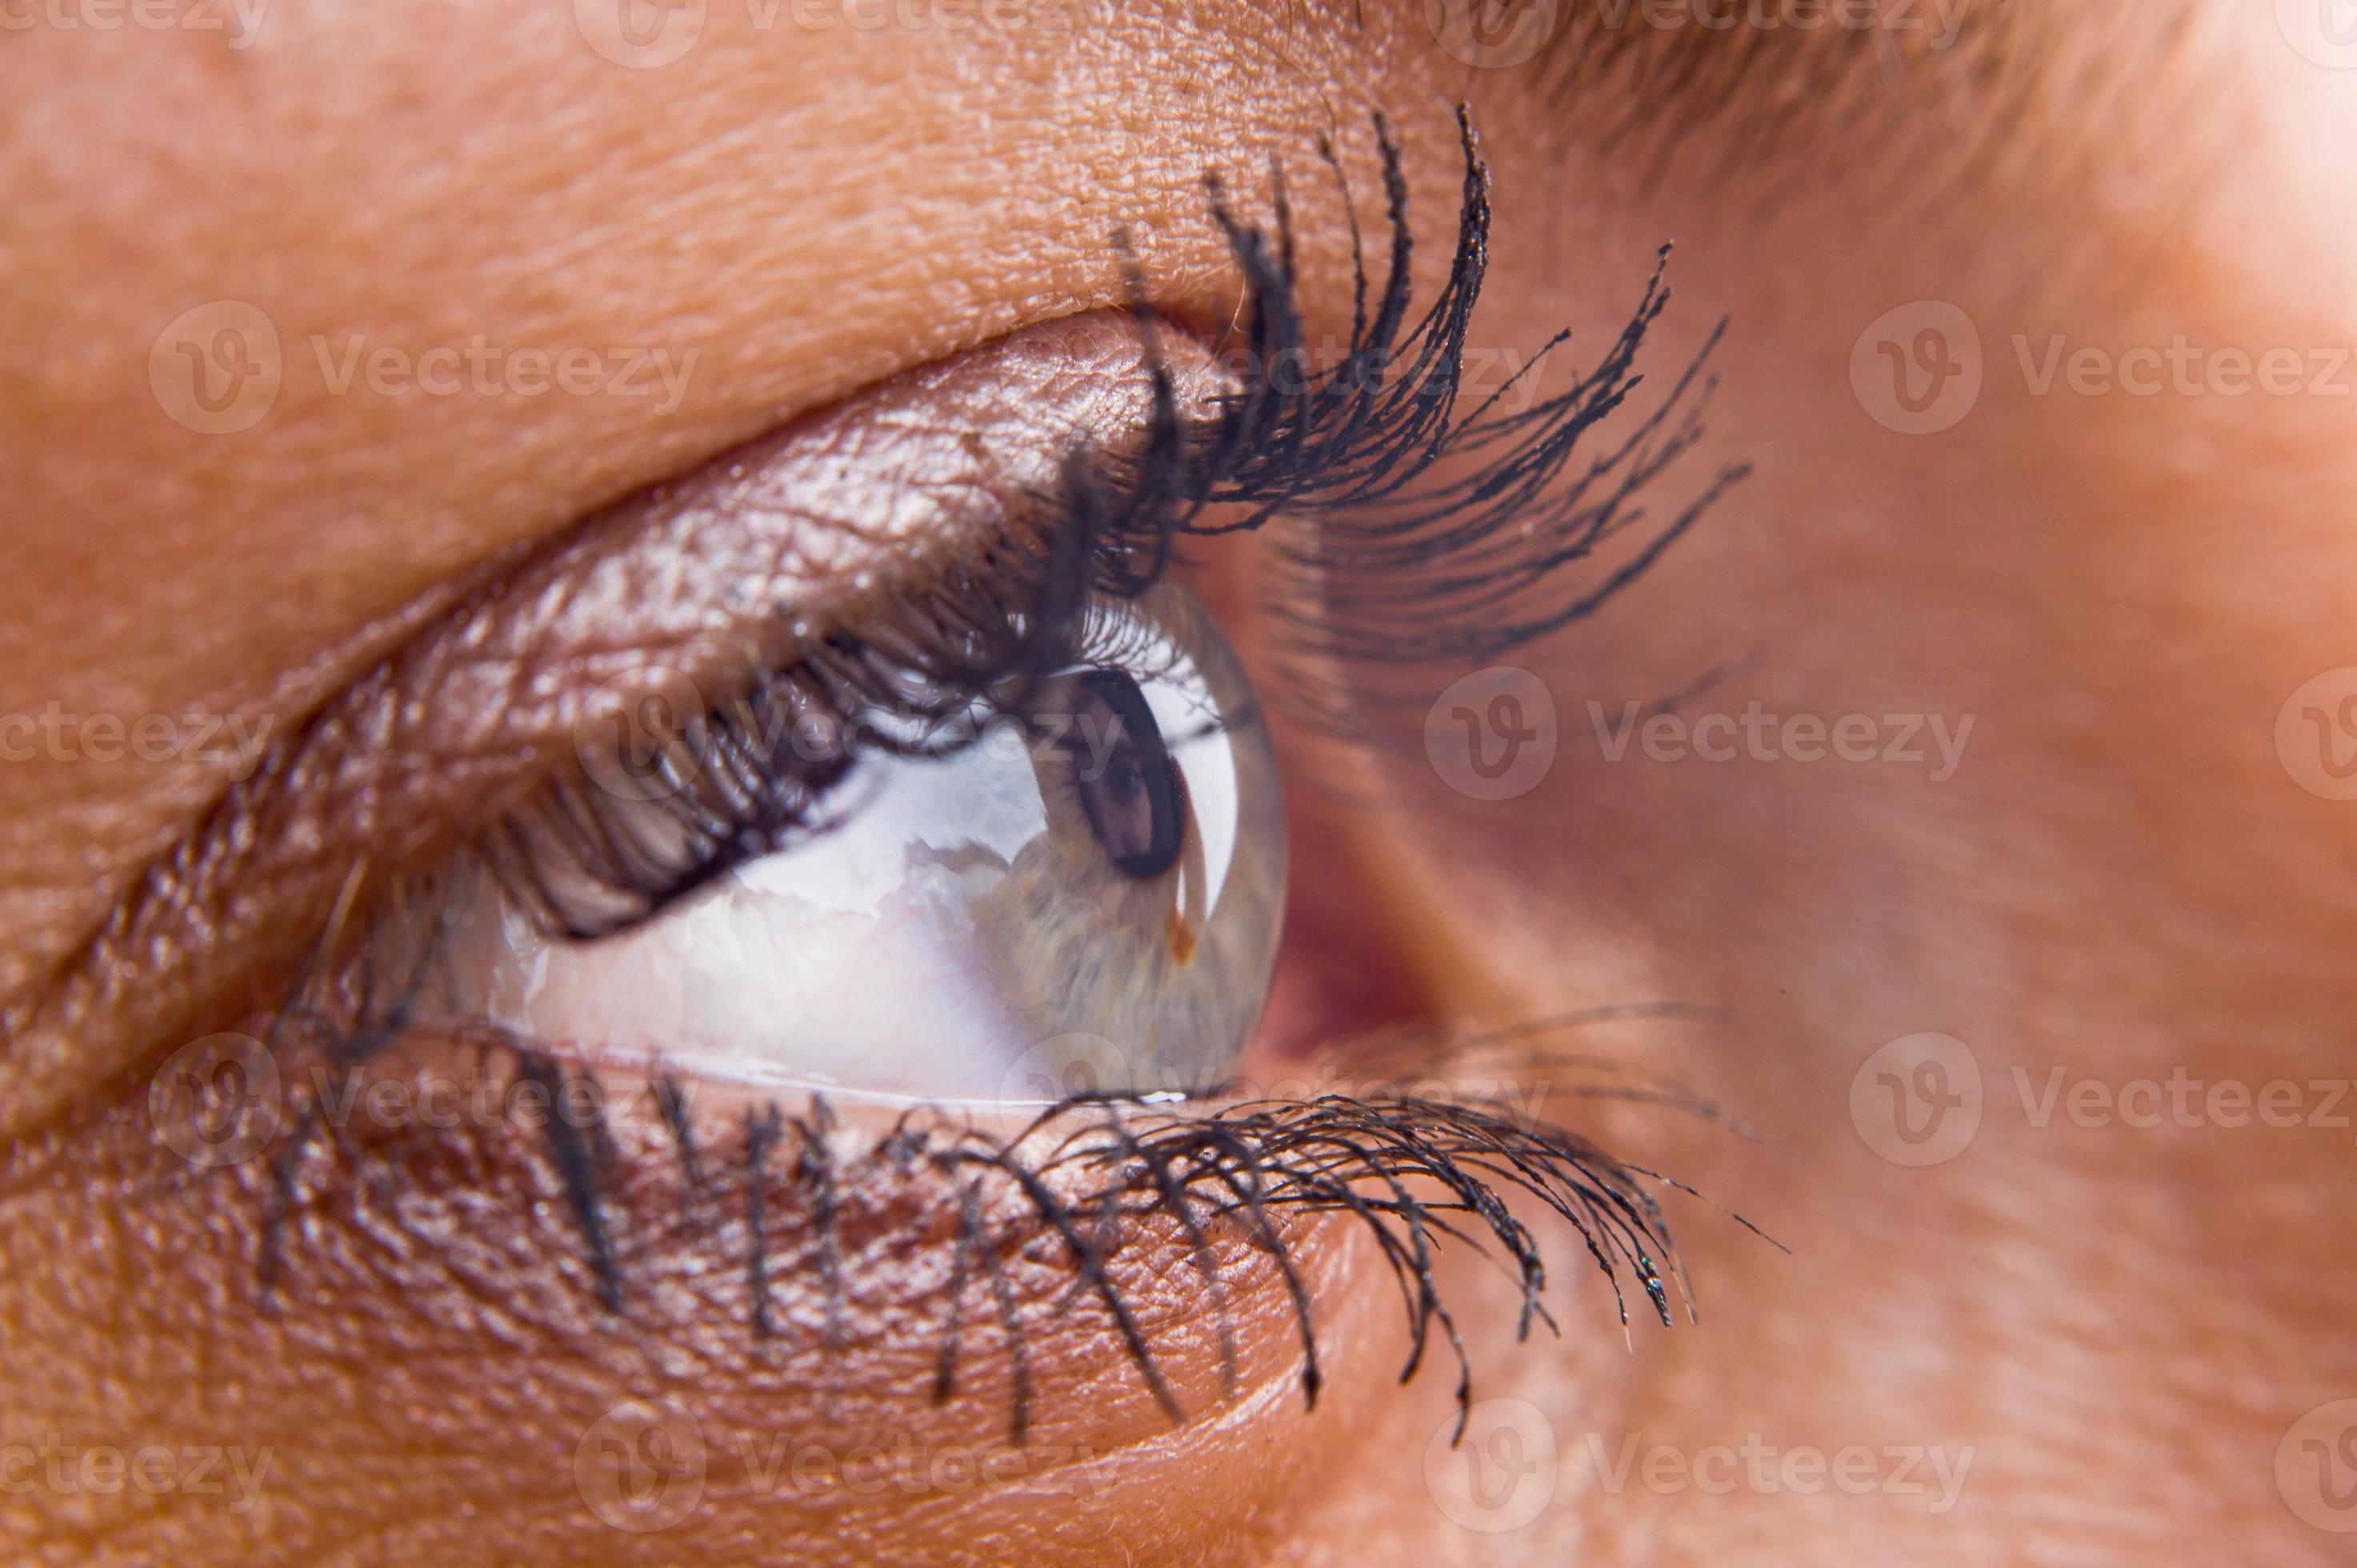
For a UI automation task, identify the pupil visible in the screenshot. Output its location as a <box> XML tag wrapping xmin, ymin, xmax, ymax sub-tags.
<box><xmin>1067</xmin><ymin>667</ymin><xmax>1183</xmax><ymax>879</ymax></box>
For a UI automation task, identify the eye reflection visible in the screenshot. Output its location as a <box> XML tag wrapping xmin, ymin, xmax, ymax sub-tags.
<box><xmin>447</xmin><ymin>584</ymin><xmax>1283</xmax><ymax>1104</ymax></box>
<box><xmin>1070</xmin><ymin>667</ymin><xmax>1186</xmax><ymax>881</ymax></box>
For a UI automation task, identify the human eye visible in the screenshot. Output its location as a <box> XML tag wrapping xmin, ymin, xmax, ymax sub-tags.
<box><xmin>238</xmin><ymin>115</ymin><xmax>1720</xmax><ymax>1325</ymax></box>
<box><xmin>7</xmin><ymin>69</ymin><xmax>1739</xmax><ymax>1552</ymax></box>
<box><xmin>12</xmin><ymin>5</ymin><xmax>2339</xmax><ymax>1565</ymax></box>
<box><xmin>310</xmin><ymin>116</ymin><xmax>1715</xmax><ymax>1126</ymax></box>
<box><xmin>444</xmin><ymin>576</ymin><xmax>1286</xmax><ymax>1103</ymax></box>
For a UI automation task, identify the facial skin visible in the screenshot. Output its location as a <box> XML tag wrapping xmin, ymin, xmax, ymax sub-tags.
<box><xmin>4</xmin><ymin>1</ymin><xmax>2355</xmax><ymax>1563</ymax></box>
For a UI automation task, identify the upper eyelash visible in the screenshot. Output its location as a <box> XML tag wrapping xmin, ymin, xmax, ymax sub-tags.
<box><xmin>3</xmin><ymin>104</ymin><xmax>1730</xmax><ymax>1060</ymax></box>
<box><xmin>486</xmin><ymin>106</ymin><xmax>1743</xmax><ymax>946</ymax></box>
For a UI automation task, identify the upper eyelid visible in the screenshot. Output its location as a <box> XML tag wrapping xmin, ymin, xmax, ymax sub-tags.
<box><xmin>0</xmin><ymin>311</ymin><xmax>1212</xmax><ymax>1146</ymax></box>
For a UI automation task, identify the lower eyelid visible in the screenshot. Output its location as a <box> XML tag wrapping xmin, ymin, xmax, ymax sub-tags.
<box><xmin>7</xmin><ymin>1093</ymin><xmax>1335</xmax><ymax>1554</ymax></box>
<box><xmin>146</xmin><ymin>990</ymin><xmax>1696</xmax><ymax>1381</ymax></box>
<box><xmin>108</xmin><ymin>1035</ymin><xmax>1392</xmax><ymax>1456</ymax></box>
<box><xmin>74</xmin><ymin>790</ymin><xmax>1719</xmax><ymax>1554</ymax></box>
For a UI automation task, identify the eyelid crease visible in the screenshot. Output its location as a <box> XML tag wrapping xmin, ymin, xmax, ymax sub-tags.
<box><xmin>0</xmin><ymin>312</ymin><xmax>1229</xmax><ymax>1146</ymax></box>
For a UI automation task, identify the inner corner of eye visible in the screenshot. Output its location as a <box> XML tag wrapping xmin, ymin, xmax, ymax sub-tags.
<box><xmin>439</xmin><ymin>576</ymin><xmax>1287</xmax><ymax>1112</ymax></box>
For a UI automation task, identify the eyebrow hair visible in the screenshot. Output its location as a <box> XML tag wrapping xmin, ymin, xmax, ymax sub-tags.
<box><xmin>1519</xmin><ymin>0</ymin><xmax>2220</xmax><ymax>198</ymax></box>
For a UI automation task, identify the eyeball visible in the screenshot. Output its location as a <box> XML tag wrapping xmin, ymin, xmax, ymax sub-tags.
<box><xmin>446</xmin><ymin>582</ymin><xmax>1284</xmax><ymax>1104</ymax></box>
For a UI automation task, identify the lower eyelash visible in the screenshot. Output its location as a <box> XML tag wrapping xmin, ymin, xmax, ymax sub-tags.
<box><xmin>235</xmin><ymin>858</ymin><xmax>1762</xmax><ymax>1451</ymax></box>
<box><xmin>232</xmin><ymin>1015</ymin><xmax>1749</xmax><ymax>1450</ymax></box>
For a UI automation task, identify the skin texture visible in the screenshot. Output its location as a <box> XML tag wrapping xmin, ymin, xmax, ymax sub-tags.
<box><xmin>4</xmin><ymin>0</ymin><xmax>2356</xmax><ymax>1563</ymax></box>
